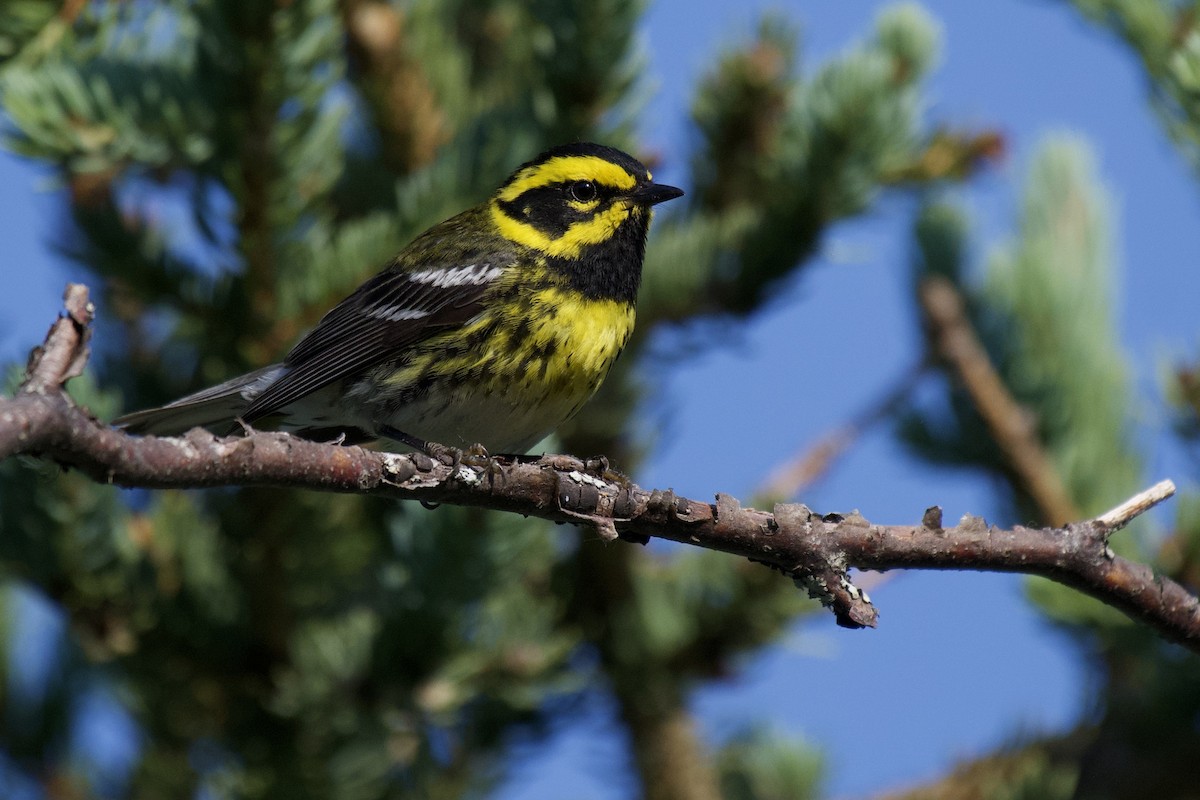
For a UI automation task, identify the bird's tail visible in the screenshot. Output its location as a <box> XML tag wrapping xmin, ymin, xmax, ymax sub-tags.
<box><xmin>114</xmin><ymin>364</ymin><xmax>285</xmax><ymax>437</ymax></box>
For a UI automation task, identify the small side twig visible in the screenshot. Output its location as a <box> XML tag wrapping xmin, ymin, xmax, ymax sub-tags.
<box><xmin>1095</xmin><ymin>479</ymin><xmax>1176</xmax><ymax>532</ymax></box>
<box><xmin>757</xmin><ymin>361</ymin><xmax>926</xmax><ymax>503</ymax></box>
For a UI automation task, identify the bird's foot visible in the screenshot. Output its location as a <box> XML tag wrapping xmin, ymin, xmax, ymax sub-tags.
<box><xmin>531</xmin><ymin>453</ymin><xmax>629</xmax><ymax>486</ymax></box>
<box><xmin>457</xmin><ymin>442</ymin><xmax>493</xmax><ymax>469</ymax></box>
<box><xmin>423</xmin><ymin>441</ymin><xmax>494</xmax><ymax>468</ymax></box>
<box><xmin>379</xmin><ymin>426</ymin><xmax>494</xmax><ymax>468</ymax></box>
<box><xmin>584</xmin><ymin>454</ymin><xmax>631</xmax><ymax>488</ymax></box>
<box><xmin>490</xmin><ymin>451</ymin><xmax>545</xmax><ymax>465</ymax></box>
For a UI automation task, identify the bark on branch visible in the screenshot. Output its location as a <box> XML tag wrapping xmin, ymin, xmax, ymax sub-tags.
<box><xmin>3</xmin><ymin>286</ymin><xmax>1197</xmax><ymax>652</ymax></box>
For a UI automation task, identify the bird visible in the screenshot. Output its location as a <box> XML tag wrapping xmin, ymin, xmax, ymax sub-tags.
<box><xmin>115</xmin><ymin>142</ymin><xmax>683</xmax><ymax>456</ymax></box>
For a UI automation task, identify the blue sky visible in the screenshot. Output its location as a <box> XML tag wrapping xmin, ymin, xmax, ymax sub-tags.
<box><xmin>504</xmin><ymin>2</ymin><xmax>1200</xmax><ymax>797</ymax></box>
<box><xmin>3</xmin><ymin>1</ymin><xmax>1199</xmax><ymax>798</ymax></box>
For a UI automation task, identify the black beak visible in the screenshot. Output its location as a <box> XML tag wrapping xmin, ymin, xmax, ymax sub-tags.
<box><xmin>634</xmin><ymin>182</ymin><xmax>684</xmax><ymax>206</ymax></box>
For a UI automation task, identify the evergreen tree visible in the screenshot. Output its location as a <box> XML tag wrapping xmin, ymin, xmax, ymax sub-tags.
<box><xmin>1</xmin><ymin>2</ymin><xmax>1197</xmax><ymax>800</ymax></box>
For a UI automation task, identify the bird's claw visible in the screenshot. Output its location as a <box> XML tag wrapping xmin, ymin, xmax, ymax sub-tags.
<box><xmin>584</xmin><ymin>454</ymin><xmax>631</xmax><ymax>488</ymax></box>
<box><xmin>424</xmin><ymin>441</ymin><xmax>465</xmax><ymax>467</ymax></box>
<box><xmin>460</xmin><ymin>443</ymin><xmax>492</xmax><ymax>469</ymax></box>
<box><xmin>422</xmin><ymin>441</ymin><xmax>498</xmax><ymax>475</ymax></box>
<box><xmin>584</xmin><ymin>455</ymin><xmax>610</xmax><ymax>474</ymax></box>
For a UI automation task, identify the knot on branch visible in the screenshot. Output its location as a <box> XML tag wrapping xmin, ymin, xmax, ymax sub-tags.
<box><xmin>921</xmin><ymin>505</ymin><xmax>944</xmax><ymax>532</ymax></box>
<box><xmin>773</xmin><ymin>502</ymin><xmax>878</xmax><ymax>629</ymax></box>
<box><xmin>554</xmin><ymin>467</ymin><xmax>640</xmax><ymax>543</ymax></box>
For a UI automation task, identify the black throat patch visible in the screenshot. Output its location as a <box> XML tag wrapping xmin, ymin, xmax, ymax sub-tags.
<box><xmin>547</xmin><ymin>213</ymin><xmax>649</xmax><ymax>304</ymax></box>
<box><xmin>495</xmin><ymin>177</ymin><xmax>652</xmax><ymax>305</ymax></box>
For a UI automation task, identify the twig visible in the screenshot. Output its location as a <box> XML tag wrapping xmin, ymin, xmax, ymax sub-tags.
<box><xmin>3</xmin><ymin>285</ymin><xmax>1197</xmax><ymax>652</ymax></box>
<box><xmin>1096</xmin><ymin>479</ymin><xmax>1176</xmax><ymax>531</ymax></box>
<box><xmin>918</xmin><ymin>276</ymin><xmax>1081</xmax><ymax>526</ymax></box>
<box><xmin>757</xmin><ymin>362</ymin><xmax>926</xmax><ymax>502</ymax></box>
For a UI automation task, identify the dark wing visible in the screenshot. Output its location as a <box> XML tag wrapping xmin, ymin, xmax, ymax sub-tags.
<box><xmin>242</xmin><ymin>256</ymin><xmax>510</xmax><ymax>422</ymax></box>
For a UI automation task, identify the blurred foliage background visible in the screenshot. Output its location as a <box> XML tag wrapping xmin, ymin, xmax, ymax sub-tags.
<box><xmin>0</xmin><ymin>1</ymin><xmax>1198</xmax><ymax>798</ymax></box>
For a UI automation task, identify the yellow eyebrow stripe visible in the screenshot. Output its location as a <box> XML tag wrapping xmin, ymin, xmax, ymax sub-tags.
<box><xmin>497</xmin><ymin>155</ymin><xmax>638</xmax><ymax>202</ymax></box>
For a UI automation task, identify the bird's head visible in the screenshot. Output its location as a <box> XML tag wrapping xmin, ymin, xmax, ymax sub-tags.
<box><xmin>490</xmin><ymin>142</ymin><xmax>683</xmax><ymax>262</ymax></box>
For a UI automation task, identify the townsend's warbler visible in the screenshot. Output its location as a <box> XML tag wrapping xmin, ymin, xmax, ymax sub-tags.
<box><xmin>115</xmin><ymin>142</ymin><xmax>683</xmax><ymax>454</ymax></box>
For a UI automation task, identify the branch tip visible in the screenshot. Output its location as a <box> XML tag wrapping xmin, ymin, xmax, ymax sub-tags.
<box><xmin>1095</xmin><ymin>480</ymin><xmax>1177</xmax><ymax>531</ymax></box>
<box><xmin>63</xmin><ymin>282</ymin><xmax>95</xmax><ymax>327</ymax></box>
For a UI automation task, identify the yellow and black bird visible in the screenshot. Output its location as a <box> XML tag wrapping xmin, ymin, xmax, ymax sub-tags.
<box><xmin>116</xmin><ymin>142</ymin><xmax>683</xmax><ymax>454</ymax></box>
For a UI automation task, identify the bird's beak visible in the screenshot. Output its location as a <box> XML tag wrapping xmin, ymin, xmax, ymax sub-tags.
<box><xmin>634</xmin><ymin>182</ymin><xmax>684</xmax><ymax>206</ymax></box>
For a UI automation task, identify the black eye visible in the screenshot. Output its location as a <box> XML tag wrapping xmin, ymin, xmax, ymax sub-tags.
<box><xmin>568</xmin><ymin>180</ymin><xmax>597</xmax><ymax>203</ymax></box>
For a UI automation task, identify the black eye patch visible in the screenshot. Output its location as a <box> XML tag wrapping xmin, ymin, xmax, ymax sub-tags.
<box><xmin>497</xmin><ymin>182</ymin><xmax>619</xmax><ymax>238</ymax></box>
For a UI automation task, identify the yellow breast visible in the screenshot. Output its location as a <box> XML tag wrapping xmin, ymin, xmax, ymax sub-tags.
<box><xmin>369</xmin><ymin>286</ymin><xmax>635</xmax><ymax>451</ymax></box>
<box><xmin>520</xmin><ymin>287</ymin><xmax>635</xmax><ymax>390</ymax></box>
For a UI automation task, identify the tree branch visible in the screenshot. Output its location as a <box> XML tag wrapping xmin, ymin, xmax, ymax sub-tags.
<box><xmin>756</xmin><ymin>361</ymin><xmax>926</xmax><ymax>503</ymax></box>
<box><xmin>339</xmin><ymin>0</ymin><xmax>447</xmax><ymax>173</ymax></box>
<box><xmin>918</xmin><ymin>276</ymin><xmax>1081</xmax><ymax>526</ymax></box>
<box><xmin>3</xmin><ymin>286</ymin><xmax>1197</xmax><ymax>652</ymax></box>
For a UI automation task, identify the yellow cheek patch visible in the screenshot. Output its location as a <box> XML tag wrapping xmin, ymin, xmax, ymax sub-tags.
<box><xmin>498</xmin><ymin>155</ymin><xmax>638</xmax><ymax>202</ymax></box>
<box><xmin>568</xmin><ymin>197</ymin><xmax>600</xmax><ymax>213</ymax></box>
<box><xmin>491</xmin><ymin>201</ymin><xmax>643</xmax><ymax>259</ymax></box>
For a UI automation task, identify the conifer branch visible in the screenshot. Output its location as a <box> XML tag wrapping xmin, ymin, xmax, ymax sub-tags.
<box><xmin>918</xmin><ymin>275</ymin><xmax>1082</xmax><ymax>525</ymax></box>
<box><xmin>756</xmin><ymin>361</ymin><xmax>927</xmax><ymax>503</ymax></box>
<box><xmin>3</xmin><ymin>286</ymin><xmax>1197</xmax><ymax>652</ymax></box>
<box><xmin>339</xmin><ymin>0</ymin><xmax>447</xmax><ymax>173</ymax></box>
